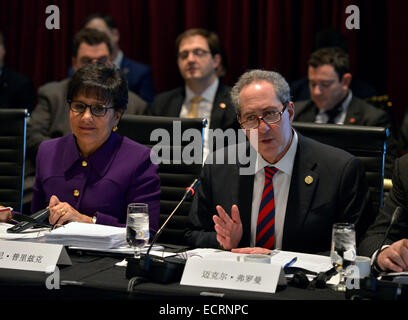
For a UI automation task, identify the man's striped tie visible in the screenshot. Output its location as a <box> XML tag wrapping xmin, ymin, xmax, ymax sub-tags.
<box><xmin>256</xmin><ymin>166</ymin><xmax>278</xmax><ymax>249</ymax></box>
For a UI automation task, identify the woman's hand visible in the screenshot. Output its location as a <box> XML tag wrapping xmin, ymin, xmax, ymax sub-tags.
<box><xmin>48</xmin><ymin>195</ymin><xmax>93</xmax><ymax>225</ymax></box>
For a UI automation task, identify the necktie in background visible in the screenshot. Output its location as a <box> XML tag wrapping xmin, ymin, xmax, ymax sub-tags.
<box><xmin>187</xmin><ymin>96</ymin><xmax>204</xmax><ymax>118</ymax></box>
<box><xmin>326</xmin><ymin>103</ymin><xmax>343</xmax><ymax>124</ymax></box>
<box><xmin>256</xmin><ymin>166</ymin><xmax>279</xmax><ymax>249</ymax></box>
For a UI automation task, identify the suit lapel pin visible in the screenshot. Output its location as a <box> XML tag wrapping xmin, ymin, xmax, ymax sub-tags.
<box><xmin>219</xmin><ymin>103</ymin><xmax>226</xmax><ymax>109</ymax></box>
<box><xmin>349</xmin><ymin>117</ymin><xmax>356</xmax><ymax>124</ymax></box>
<box><xmin>304</xmin><ymin>175</ymin><xmax>313</xmax><ymax>185</ymax></box>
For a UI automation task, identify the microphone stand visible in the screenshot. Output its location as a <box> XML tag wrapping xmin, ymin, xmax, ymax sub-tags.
<box><xmin>126</xmin><ymin>179</ymin><xmax>200</xmax><ymax>284</ymax></box>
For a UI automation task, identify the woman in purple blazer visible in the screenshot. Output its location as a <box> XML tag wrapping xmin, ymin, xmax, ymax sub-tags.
<box><xmin>2</xmin><ymin>63</ymin><xmax>160</xmax><ymax>235</ymax></box>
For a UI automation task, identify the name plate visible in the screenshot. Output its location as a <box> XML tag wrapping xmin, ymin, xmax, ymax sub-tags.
<box><xmin>180</xmin><ymin>258</ymin><xmax>286</xmax><ymax>293</ymax></box>
<box><xmin>0</xmin><ymin>240</ymin><xmax>71</xmax><ymax>273</ymax></box>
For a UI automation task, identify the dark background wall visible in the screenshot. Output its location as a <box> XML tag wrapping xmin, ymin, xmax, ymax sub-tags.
<box><xmin>1</xmin><ymin>0</ymin><xmax>407</xmax><ymax>125</ymax></box>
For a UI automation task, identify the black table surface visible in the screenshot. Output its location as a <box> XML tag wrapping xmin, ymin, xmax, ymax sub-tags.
<box><xmin>0</xmin><ymin>251</ymin><xmax>346</xmax><ymax>301</ymax></box>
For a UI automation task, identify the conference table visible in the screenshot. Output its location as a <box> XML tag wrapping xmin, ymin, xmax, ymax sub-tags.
<box><xmin>0</xmin><ymin>247</ymin><xmax>346</xmax><ymax>302</ymax></box>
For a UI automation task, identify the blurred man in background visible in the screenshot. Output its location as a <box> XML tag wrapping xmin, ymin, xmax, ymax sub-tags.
<box><xmin>0</xmin><ymin>29</ymin><xmax>35</xmax><ymax>112</ymax></box>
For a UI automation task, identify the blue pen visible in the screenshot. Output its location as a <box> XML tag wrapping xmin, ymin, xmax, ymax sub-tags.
<box><xmin>284</xmin><ymin>257</ymin><xmax>297</xmax><ymax>268</ymax></box>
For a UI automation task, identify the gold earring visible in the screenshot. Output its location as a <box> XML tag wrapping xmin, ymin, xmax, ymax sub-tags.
<box><xmin>112</xmin><ymin>125</ymin><xmax>118</xmax><ymax>132</ymax></box>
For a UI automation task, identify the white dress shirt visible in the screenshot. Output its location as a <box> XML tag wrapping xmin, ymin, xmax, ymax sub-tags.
<box><xmin>180</xmin><ymin>78</ymin><xmax>219</xmax><ymax>162</ymax></box>
<box><xmin>315</xmin><ymin>90</ymin><xmax>353</xmax><ymax>124</ymax></box>
<box><xmin>250</xmin><ymin>130</ymin><xmax>299</xmax><ymax>249</ymax></box>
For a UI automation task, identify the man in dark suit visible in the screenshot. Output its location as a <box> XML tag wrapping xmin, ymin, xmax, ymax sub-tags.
<box><xmin>290</xmin><ymin>28</ymin><xmax>376</xmax><ymax>101</ymax></box>
<box><xmin>359</xmin><ymin>155</ymin><xmax>408</xmax><ymax>272</ymax></box>
<box><xmin>70</xmin><ymin>13</ymin><xmax>154</xmax><ymax>104</ymax></box>
<box><xmin>148</xmin><ymin>28</ymin><xmax>239</xmax><ymax>160</ymax></box>
<box><xmin>293</xmin><ymin>47</ymin><xmax>397</xmax><ymax>178</ymax></box>
<box><xmin>185</xmin><ymin>70</ymin><xmax>372</xmax><ymax>254</ymax></box>
<box><xmin>0</xmin><ymin>30</ymin><xmax>35</xmax><ymax>112</ymax></box>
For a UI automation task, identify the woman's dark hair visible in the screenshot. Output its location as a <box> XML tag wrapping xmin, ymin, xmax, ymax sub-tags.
<box><xmin>67</xmin><ymin>63</ymin><xmax>128</xmax><ymax>110</ymax></box>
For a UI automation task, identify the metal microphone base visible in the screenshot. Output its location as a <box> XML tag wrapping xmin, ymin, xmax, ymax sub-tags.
<box><xmin>126</xmin><ymin>254</ymin><xmax>186</xmax><ymax>284</ymax></box>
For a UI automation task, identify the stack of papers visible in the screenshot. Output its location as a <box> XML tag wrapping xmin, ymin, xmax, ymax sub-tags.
<box><xmin>43</xmin><ymin>222</ymin><xmax>127</xmax><ymax>249</ymax></box>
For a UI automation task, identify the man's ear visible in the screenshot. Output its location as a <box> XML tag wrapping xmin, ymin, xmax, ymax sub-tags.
<box><xmin>72</xmin><ymin>57</ymin><xmax>78</xmax><ymax>72</ymax></box>
<box><xmin>0</xmin><ymin>44</ymin><xmax>6</xmax><ymax>62</ymax></box>
<box><xmin>114</xmin><ymin>109</ymin><xmax>124</xmax><ymax>124</ymax></box>
<box><xmin>341</xmin><ymin>73</ymin><xmax>352</xmax><ymax>89</ymax></box>
<box><xmin>287</xmin><ymin>101</ymin><xmax>295</xmax><ymax>122</ymax></box>
<box><xmin>112</xmin><ymin>28</ymin><xmax>120</xmax><ymax>45</ymax></box>
<box><xmin>213</xmin><ymin>53</ymin><xmax>221</xmax><ymax>70</ymax></box>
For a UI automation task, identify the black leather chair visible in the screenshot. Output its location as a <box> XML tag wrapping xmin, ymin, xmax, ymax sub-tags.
<box><xmin>292</xmin><ymin>122</ymin><xmax>388</xmax><ymax>215</ymax></box>
<box><xmin>0</xmin><ymin>109</ymin><xmax>29</xmax><ymax>212</ymax></box>
<box><xmin>118</xmin><ymin>115</ymin><xmax>207</xmax><ymax>245</ymax></box>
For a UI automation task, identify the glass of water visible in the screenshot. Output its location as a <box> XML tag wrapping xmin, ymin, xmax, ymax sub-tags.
<box><xmin>126</xmin><ymin>203</ymin><xmax>149</xmax><ymax>259</ymax></box>
<box><xmin>330</xmin><ymin>223</ymin><xmax>356</xmax><ymax>291</ymax></box>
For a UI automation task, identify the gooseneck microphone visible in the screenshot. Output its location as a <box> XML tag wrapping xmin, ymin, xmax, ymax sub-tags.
<box><xmin>126</xmin><ymin>179</ymin><xmax>200</xmax><ymax>284</ymax></box>
<box><xmin>146</xmin><ymin>179</ymin><xmax>200</xmax><ymax>258</ymax></box>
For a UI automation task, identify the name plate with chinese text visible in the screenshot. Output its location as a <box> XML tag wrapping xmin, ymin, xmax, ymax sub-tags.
<box><xmin>180</xmin><ymin>258</ymin><xmax>286</xmax><ymax>293</ymax></box>
<box><xmin>0</xmin><ymin>240</ymin><xmax>71</xmax><ymax>273</ymax></box>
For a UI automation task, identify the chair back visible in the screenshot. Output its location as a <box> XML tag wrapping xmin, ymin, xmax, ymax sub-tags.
<box><xmin>118</xmin><ymin>115</ymin><xmax>207</xmax><ymax>245</ymax></box>
<box><xmin>0</xmin><ymin>109</ymin><xmax>29</xmax><ymax>212</ymax></box>
<box><xmin>292</xmin><ymin>122</ymin><xmax>388</xmax><ymax>212</ymax></box>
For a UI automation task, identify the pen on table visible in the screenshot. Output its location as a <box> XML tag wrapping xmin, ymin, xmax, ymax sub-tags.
<box><xmin>284</xmin><ymin>257</ymin><xmax>297</xmax><ymax>268</ymax></box>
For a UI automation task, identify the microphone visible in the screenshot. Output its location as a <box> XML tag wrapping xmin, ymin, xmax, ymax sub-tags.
<box><xmin>7</xmin><ymin>208</ymin><xmax>51</xmax><ymax>233</ymax></box>
<box><xmin>126</xmin><ymin>179</ymin><xmax>200</xmax><ymax>284</ymax></box>
<box><xmin>146</xmin><ymin>178</ymin><xmax>200</xmax><ymax>257</ymax></box>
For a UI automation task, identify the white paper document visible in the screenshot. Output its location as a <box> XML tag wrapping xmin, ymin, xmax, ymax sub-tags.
<box><xmin>182</xmin><ymin>248</ymin><xmax>333</xmax><ymax>274</ymax></box>
<box><xmin>0</xmin><ymin>223</ymin><xmax>49</xmax><ymax>241</ymax></box>
<box><xmin>267</xmin><ymin>250</ymin><xmax>333</xmax><ymax>273</ymax></box>
<box><xmin>43</xmin><ymin>222</ymin><xmax>127</xmax><ymax>249</ymax></box>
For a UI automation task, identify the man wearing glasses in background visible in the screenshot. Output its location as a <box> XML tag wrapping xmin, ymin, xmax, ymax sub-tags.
<box><xmin>148</xmin><ymin>28</ymin><xmax>239</xmax><ymax>161</ymax></box>
<box><xmin>24</xmin><ymin>28</ymin><xmax>146</xmax><ymax>212</ymax></box>
<box><xmin>185</xmin><ymin>70</ymin><xmax>373</xmax><ymax>254</ymax></box>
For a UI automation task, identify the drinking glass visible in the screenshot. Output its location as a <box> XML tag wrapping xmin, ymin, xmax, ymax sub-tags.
<box><xmin>330</xmin><ymin>223</ymin><xmax>356</xmax><ymax>291</ymax></box>
<box><xmin>126</xmin><ymin>203</ymin><xmax>149</xmax><ymax>259</ymax></box>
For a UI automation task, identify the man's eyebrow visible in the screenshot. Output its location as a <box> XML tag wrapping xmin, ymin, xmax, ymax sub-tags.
<box><xmin>242</xmin><ymin>106</ymin><xmax>281</xmax><ymax>117</ymax></box>
<box><xmin>241</xmin><ymin>111</ymin><xmax>256</xmax><ymax>117</ymax></box>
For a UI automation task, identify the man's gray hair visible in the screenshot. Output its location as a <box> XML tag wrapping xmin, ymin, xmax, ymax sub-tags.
<box><xmin>230</xmin><ymin>70</ymin><xmax>291</xmax><ymax>116</ymax></box>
